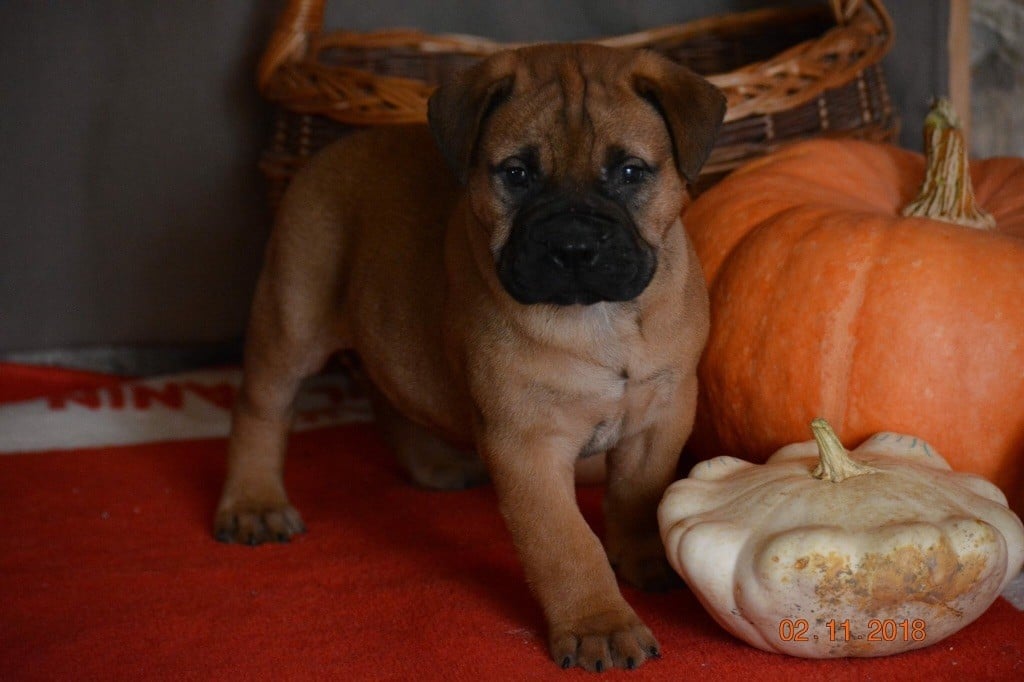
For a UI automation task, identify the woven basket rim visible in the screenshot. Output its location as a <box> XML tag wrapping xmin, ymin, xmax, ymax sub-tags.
<box><xmin>257</xmin><ymin>0</ymin><xmax>893</xmax><ymax>127</ymax></box>
<box><xmin>299</xmin><ymin>4</ymin><xmax>830</xmax><ymax>55</ymax></box>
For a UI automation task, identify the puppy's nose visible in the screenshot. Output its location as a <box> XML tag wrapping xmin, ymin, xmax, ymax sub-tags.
<box><xmin>546</xmin><ymin>223</ymin><xmax>611</xmax><ymax>269</ymax></box>
<box><xmin>549</xmin><ymin>236</ymin><xmax>600</xmax><ymax>269</ymax></box>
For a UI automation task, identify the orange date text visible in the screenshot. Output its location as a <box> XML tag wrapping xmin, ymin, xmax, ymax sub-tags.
<box><xmin>777</xmin><ymin>618</ymin><xmax>927</xmax><ymax>642</ymax></box>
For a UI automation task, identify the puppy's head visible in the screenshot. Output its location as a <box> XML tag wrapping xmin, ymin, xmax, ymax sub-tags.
<box><xmin>428</xmin><ymin>44</ymin><xmax>726</xmax><ymax>306</ymax></box>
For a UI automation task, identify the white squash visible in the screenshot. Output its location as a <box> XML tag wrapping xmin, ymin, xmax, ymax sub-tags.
<box><xmin>659</xmin><ymin>419</ymin><xmax>1024</xmax><ymax>657</ymax></box>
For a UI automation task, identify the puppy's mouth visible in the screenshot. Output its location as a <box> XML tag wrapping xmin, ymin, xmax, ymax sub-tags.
<box><xmin>497</xmin><ymin>193</ymin><xmax>656</xmax><ymax>306</ymax></box>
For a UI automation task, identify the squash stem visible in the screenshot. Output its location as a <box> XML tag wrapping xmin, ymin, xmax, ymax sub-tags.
<box><xmin>901</xmin><ymin>98</ymin><xmax>995</xmax><ymax>229</ymax></box>
<box><xmin>810</xmin><ymin>418</ymin><xmax>877</xmax><ymax>482</ymax></box>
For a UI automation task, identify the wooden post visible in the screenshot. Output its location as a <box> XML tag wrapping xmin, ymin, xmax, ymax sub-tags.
<box><xmin>948</xmin><ymin>0</ymin><xmax>973</xmax><ymax>150</ymax></box>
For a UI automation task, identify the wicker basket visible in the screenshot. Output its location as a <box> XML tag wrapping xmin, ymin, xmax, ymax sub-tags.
<box><xmin>258</xmin><ymin>0</ymin><xmax>897</xmax><ymax>205</ymax></box>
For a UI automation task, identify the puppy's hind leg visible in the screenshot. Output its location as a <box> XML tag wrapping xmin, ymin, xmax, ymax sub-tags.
<box><xmin>214</xmin><ymin>279</ymin><xmax>333</xmax><ymax>545</ymax></box>
<box><xmin>365</xmin><ymin>384</ymin><xmax>487</xmax><ymax>490</ymax></box>
<box><xmin>214</xmin><ymin>363</ymin><xmax>306</xmax><ymax>544</ymax></box>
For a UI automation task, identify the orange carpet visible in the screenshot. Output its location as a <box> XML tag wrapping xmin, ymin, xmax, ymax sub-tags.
<box><xmin>1</xmin><ymin>363</ymin><xmax>1021</xmax><ymax>680</ymax></box>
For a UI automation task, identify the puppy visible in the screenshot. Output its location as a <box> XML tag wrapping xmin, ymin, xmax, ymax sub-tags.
<box><xmin>215</xmin><ymin>43</ymin><xmax>725</xmax><ymax>672</ymax></box>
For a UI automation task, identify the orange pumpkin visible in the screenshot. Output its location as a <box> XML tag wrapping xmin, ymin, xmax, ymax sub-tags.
<box><xmin>685</xmin><ymin>100</ymin><xmax>1024</xmax><ymax>513</ymax></box>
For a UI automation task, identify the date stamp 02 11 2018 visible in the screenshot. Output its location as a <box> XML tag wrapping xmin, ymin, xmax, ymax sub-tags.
<box><xmin>777</xmin><ymin>618</ymin><xmax>928</xmax><ymax>644</ymax></box>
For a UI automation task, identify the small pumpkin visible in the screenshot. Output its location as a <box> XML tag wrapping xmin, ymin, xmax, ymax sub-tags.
<box><xmin>658</xmin><ymin>419</ymin><xmax>1024</xmax><ymax>658</ymax></box>
<box><xmin>684</xmin><ymin>100</ymin><xmax>1024</xmax><ymax>512</ymax></box>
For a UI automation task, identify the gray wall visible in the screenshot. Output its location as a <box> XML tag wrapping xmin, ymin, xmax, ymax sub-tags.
<box><xmin>971</xmin><ymin>0</ymin><xmax>1024</xmax><ymax>157</ymax></box>
<box><xmin>0</xmin><ymin>1</ymin><xmax>950</xmax><ymax>358</ymax></box>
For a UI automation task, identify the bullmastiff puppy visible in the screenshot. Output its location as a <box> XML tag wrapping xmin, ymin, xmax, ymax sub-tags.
<box><xmin>215</xmin><ymin>43</ymin><xmax>725</xmax><ymax>672</ymax></box>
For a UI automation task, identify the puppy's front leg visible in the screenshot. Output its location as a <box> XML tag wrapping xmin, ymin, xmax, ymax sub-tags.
<box><xmin>484</xmin><ymin>435</ymin><xmax>660</xmax><ymax>672</ymax></box>
<box><xmin>604</xmin><ymin>377</ymin><xmax>697</xmax><ymax>591</ymax></box>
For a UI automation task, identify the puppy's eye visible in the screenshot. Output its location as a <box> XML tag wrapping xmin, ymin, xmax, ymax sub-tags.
<box><xmin>506</xmin><ymin>166</ymin><xmax>529</xmax><ymax>186</ymax></box>
<box><xmin>619</xmin><ymin>162</ymin><xmax>648</xmax><ymax>185</ymax></box>
<box><xmin>503</xmin><ymin>161</ymin><xmax>530</xmax><ymax>189</ymax></box>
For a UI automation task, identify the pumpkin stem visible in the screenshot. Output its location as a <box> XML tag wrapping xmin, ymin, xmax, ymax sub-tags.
<box><xmin>901</xmin><ymin>98</ymin><xmax>996</xmax><ymax>230</ymax></box>
<box><xmin>810</xmin><ymin>418</ymin><xmax>877</xmax><ymax>482</ymax></box>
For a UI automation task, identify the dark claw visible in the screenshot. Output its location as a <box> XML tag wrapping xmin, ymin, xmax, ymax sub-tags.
<box><xmin>595</xmin><ymin>660</ymin><xmax>604</xmax><ymax>672</ymax></box>
<box><xmin>276</xmin><ymin>532</ymin><xmax>291</xmax><ymax>543</ymax></box>
<box><xmin>626</xmin><ymin>657</ymin><xmax>636</xmax><ymax>670</ymax></box>
<box><xmin>561</xmin><ymin>656</ymin><xmax>572</xmax><ymax>669</ymax></box>
<box><xmin>649</xmin><ymin>646</ymin><xmax>661</xmax><ymax>659</ymax></box>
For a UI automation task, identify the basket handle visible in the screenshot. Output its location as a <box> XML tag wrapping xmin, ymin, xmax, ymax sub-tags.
<box><xmin>830</xmin><ymin>0</ymin><xmax>891</xmax><ymax>30</ymax></box>
<box><xmin>258</xmin><ymin>0</ymin><xmax>326</xmax><ymax>91</ymax></box>
<box><xmin>831</xmin><ymin>0</ymin><xmax>894</xmax><ymax>55</ymax></box>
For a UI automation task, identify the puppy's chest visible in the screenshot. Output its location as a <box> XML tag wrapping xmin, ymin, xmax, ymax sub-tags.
<box><xmin>579</xmin><ymin>364</ymin><xmax>679</xmax><ymax>457</ymax></box>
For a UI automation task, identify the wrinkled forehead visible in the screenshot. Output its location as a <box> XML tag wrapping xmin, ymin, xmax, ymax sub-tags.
<box><xmin>480</xmin><ymin>50</ymin><xmax>672</xmax><ymax>175</ymax></box>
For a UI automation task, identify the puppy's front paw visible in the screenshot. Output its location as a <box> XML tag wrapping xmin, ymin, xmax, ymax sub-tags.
<box><xmin>214</xmin><ymin>495</ymin><xmax>306</xmax><ymax>545</ymax></box>
<box><xmin>549</xmin><ymin>608</ymin><xmax>660</xmax><ymax>672</ymax></box>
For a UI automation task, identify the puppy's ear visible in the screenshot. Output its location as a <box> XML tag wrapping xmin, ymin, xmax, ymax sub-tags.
<box><xmin>632</xmin><ymin>52</ymin><xmax>727</xmax><ymax>183</ymax></box>
<box><xmin>428</xmin><ymin>54</ymin><xmax>517</xmax><ymax>185</ymax></box>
